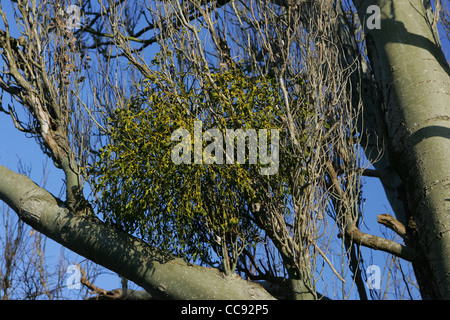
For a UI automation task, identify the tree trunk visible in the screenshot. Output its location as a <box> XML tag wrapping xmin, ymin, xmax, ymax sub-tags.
<box><xmin>354</xmin><ymin>0</ymin><xmax>450</xmax><ymax>299</ymax></box>
<box><xmin>0</xmin><ymin>164</ymin><xmax>275</xmax><ymax>300</ymax></box>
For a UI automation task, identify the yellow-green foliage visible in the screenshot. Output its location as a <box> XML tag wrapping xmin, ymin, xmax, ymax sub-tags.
<box><xmin>91</xmin><ymin>63</ymin><xmax>287</xmax><ymax>262</ymax></box>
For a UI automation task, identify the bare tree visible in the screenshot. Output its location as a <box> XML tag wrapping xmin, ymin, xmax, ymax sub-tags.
<box><xmin>0</xmin><ymin>162</ymin><xmax>101</xmax><ymax>300</ymax></box>
<box><xmin>0</xmin><ymin>0</ymin><xmax>448</xmax><ymax>300</ymax></box>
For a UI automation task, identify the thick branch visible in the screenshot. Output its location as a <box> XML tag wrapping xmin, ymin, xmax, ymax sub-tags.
<box><xmin>76</xmin><ymin>263</ymin><xmax>152</xmax><ymax>300</ymax></box>
<box><xmin>361</xmin><ymin>168</ymin><xmax>388</xmax><ymax>179</ymax></box>
<box><xmin>354</xmin><ymin>0</ymin><xmax>450</xmax><ymax>299</ymax></box>
<box><xmin>0</xmin><ymin>164</ymin><xmax>275</xmax><ymax>300</ymax></box>
<box><xmin>344</xmin><ymin>223</ymin><xmax>417</xmax><ymax>262</ymax></box>
<box><xmin>377</xmin><ymin>213</ymin><xmax>407</xmax><ymax>239</ymax></box>
<box><xmin>87</xmin><ymin>288</ymin><xmax>152</xmax><ymax>300</ymax></box>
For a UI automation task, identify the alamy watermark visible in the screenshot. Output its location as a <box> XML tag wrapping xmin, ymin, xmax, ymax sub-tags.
<box><xmin>58</xmin><ymin>2</ymin><xmax>380</xmax><ymax>33</ymax></box>
<box><xmin>64</xmin><ymin>4</ymin><xmax>380</xmax><ymax>30</ymax></box>
<box><xmin>56</xmin><ymin>4</ymin><xmax>82</xmax><ymax>31</ymax></box>
<box><xmin>170</xmin><ymin>121</ymin><xmax>279</xmax><ymax>175</ymax></box>
<box><xmin>66</xmin><ymin>5</ymin><xmax>82</xmax><ymax>31</ymax></box>
<box><xmin>366</xmin><ymin>264</ymin><xmax>381</xmax><ymax>290</ymax></box>
<box><xmin>366</xmin><ymin>5</ymin><xmax>381</xmax><ymax>30</ymax></box>
<box><xmin>66</xmin><ymin>264</ymin><xmax>81</xmax><ymax>290</ymax></box>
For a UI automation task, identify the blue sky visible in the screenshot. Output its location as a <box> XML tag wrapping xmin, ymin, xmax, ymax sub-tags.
<box><xmin>1</xmin><ymin>100</ymin><xmax>400</xmax><ymax>299</ymax></box>
<box><xmin>1</xmin><ymin>1</ymin><xmax>449</xmax><ymax>299</ymax></box>
<box><xmin>0</xmin><ymin>96</ymin><xmax>397</xmax><ymax>298</ymax></box>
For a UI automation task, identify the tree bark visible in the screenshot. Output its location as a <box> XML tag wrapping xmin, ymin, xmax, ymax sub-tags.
<box><xmin>0</xmin><ymin>164</ymin><xmax>275</xmax><ymax>300</ymax></box>
<box><xmin>354</xmin><ymin>0</ymin><xmax>450</xmax><ymax>299</ymax></box>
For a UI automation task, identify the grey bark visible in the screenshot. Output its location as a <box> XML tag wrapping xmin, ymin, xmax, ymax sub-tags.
<box><xmin>354</xmin><ymin>0</ymin><xmax>450</xmax><ymax>299</ymax></box>
<box><xmin>0</xmin><ymin>164</ymin><xmax>275</xmax><ymax>300</ymax></box>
